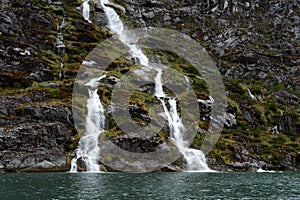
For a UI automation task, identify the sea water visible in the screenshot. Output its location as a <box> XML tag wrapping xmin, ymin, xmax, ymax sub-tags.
<box><xmin>0</xmin><ymin>172</ymin><xmax>299</xmax><ymax>199</ymax></box>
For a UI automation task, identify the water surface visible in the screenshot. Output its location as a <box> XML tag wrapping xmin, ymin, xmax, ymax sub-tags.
<box><xmin>0</xmin><ymin>172</ymin><xmax>299</xmax><ymax>199</ymax></box>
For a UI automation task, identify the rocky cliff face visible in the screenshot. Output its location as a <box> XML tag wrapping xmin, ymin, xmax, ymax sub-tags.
<box><xmin>0</xmin><ymin>0</ymin><xmax>108</xmax><ymax>172</ymax></box>
<box><xmin>0</xmin><ymin>0</ymin><xmax>299</xmax><ymax>172</ymax></box>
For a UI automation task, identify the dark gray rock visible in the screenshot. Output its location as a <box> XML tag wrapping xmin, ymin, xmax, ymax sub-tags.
<box><xmin>242</xmin><ymin>109</ymin><xmax>254</xmax><ymax>125</ymax></box>
<box><xmin>93</xmin><ymin>11</ymin><xmax>109</xmax><ymax>26</ymax></box>
<box><xmin>0</xmin><ymin>11</ymin><xmax>23</xmax><ymax>36</ymax></box>
<box><xmin>15</xmin><ymin>105</ymin><xmax>73</xmax><ymax>125</ymax></box>
<box><xmin>112</xmin><ymin>137</ymin><xmax>159</xmax><ymax>153</ymax></box>
<box><xmin>296</xmin><ymin>152</ymin><xmax>300</xmax><ymax>169</ymax></box>
<box><xmin>0</xmin><ymin>4</ymin><xmax>57</xmax><ymax>88</ymax></box>
<box><xmin>0</xmin><ymin>122</ymin><xmax>74</xmax><ymax>171</ymax></box>
<box><xmin>278</xmin><ymin>115</ymin><xmax>298</xmax><ymax>134</ymax></box>
<box><xmin>274</xmin><ymin>90</ymin><xmax>299</xmax><ymax>106</ymax></box>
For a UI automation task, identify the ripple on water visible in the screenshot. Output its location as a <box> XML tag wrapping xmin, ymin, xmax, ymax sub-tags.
<box><xmin>0</xmin><ymin>172</ymin><xmax>299</xmax><ymax>199</ymax></box>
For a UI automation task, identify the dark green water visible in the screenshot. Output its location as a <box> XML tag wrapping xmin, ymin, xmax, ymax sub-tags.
<box><xmin>0</xmin><ymin>172</ymin><xmax>299</xmax><ymax>199</ymax></box>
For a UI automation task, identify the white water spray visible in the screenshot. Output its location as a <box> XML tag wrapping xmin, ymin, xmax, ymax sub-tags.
<box><xmin>70</xmin><ymin>82</ymin><xmax>106</xmax><ymax>172</ymax></box>
<box><xmin>82</xmin><ymin>0</ymin><xmax>91</xmax><ymax>23</ymax></box>
<box><xmin>101</xmin><ymin>0</ymin><xmax>149</xmax><ymax>66</ymax></box>
<box><xmin>248</xmin><ymin>88</ymin><xmax>257</xmax><ymax>101</ymax></box>
<box><xmin>57</xmin><ymin>16</ymin><xmax>67</xmax><ymax>80</ymax></box>
<box><xmin>154</xmin><ymin>70</ymin><xmax>211</xmax><ymax>171</ymax></box>
<box><xmin>154</xmin><ymin>69</ymin><xmax>165</xmax><ymax>98</ymax></box>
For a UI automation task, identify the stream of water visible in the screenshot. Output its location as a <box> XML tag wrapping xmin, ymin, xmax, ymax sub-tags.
<box><xmin>71</xmin><ymin>0</ymin><xmax>211</xmax><ymax>172</ymax></box>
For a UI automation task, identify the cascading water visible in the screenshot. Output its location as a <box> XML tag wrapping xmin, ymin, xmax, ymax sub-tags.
<box><xmin>71</xmin><ymin>0</ymin><xmax>211</xmax><ymax>172</ymax></box>
<box><xmin>100</xmin><ymin>0</ymin><xmax>210</xmax><ymax>171</ymax></box>
<box><xmin>70</xmin><ymin>77</ymin><xmax>106</xmax><ymax>172</ymax></box>
<box><xmin>82</xmin><ymin>0</ymin><xmax>91</xmax><ymax>23</ymax></box>
<box><xmin>154</xmin><ymin>70</ymin><xmax>211</xmax><ymax>171</ymax></box>
<box><xmin>100</xmin><ymin>0</ymin><xmax>149</xmax><ymax>66</ymax></box>
<box><xmin>57</xmin><ymin>16</ymin><xmax>67</xmax><ymax>80</ymax></box>
<box><xmin>154</xmin><ymin>69</ymin><xmax>165</xmax><ymax>98</ymax></box>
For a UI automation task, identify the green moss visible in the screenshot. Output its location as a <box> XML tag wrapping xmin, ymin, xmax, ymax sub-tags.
<box><xmin>129</xmin><ymin>91</ymin><xmax>155</xmax><ymax>112</ymax></box>
<box><xmin>268</xmin><ymin>101</ymin><xmax>278</xmax><ymax>112</ymax></box>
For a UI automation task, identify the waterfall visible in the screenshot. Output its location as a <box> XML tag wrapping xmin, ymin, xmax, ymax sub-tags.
<box><xmin>70</xmin><ymin>87</ymin><xmax>106</xmax><ymax>172</ymax></box>
<box><xmin>99</xmin><ymin>0</ymin><xmax>211</xmax><ymax>171</ymax></box>
<box><xmin>82</xmin><ymin>0</ymin><xmax>91</xmax><ymax>23</ymax></box>
<box><xmin>57</xmin><ymin>16</ymin><xmax>67</xmax><ymax>80</ymax></box>
<box><xmin>154</xmin><ymin>70</ymin><xmax>211</xmax><ymax>171</ymax></box>
<box><xmin>70</xmin><ymin>0</ymin><xmax>210</xmax><ymax>172</ymax></box>
<box><xmin>101</xmin><ymin>0</ymin><xmax>149</xmax><ymax>66</ymax></box>
<box><xmin>248</xmin><ymin>88</ymin><xmax>257</xmax><ymax>101</ymax></box>
<box><xmin>154</xmin><ymin>69</ymin><xmax>165</xmax><ymax>98</ymax></box>
<box><xmin>58</xmin><ymin>62</ymin><xmax>63</xmax><ymax>81</ymax></box>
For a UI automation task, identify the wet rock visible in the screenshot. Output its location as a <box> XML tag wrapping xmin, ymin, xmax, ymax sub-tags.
<box><xmin>100</xmin><ymin>164</ymin><xmax>108</xmax><ymax>172</ymax></box>
<box><xmin>160</xmin><ymin>165</ymin><xmax>183</xmax><ymax>172</ymax></box>
<box><xmin>93</xmin><ymin>11</ymin><xmax>109</xmax><ymax>26</ymax></box>
<box><xmin>75</xmin><ymin>157</ymin><xmax>87</xmax><ymax>172</ymax></box>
